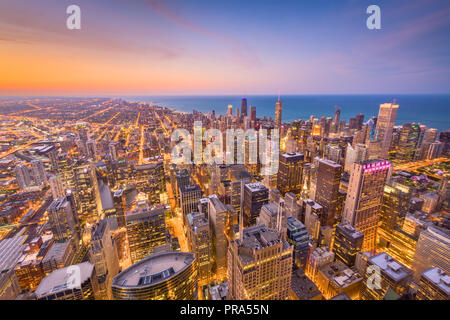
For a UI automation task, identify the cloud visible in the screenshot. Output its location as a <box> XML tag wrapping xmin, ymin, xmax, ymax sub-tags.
<box><xmin>146</xmin><ymin>0</ymin><xmax>261</xmax><ymax>68</ymax></box>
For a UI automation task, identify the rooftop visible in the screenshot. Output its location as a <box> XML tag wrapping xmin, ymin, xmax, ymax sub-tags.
<box><xmin>369</xmin><ymin>253</ymin><xmax>412</xmax><ymax>282</ymax></box>
<box><xmin>35</xmin><ymin>262</ymin><xmax>94</xmax><ymax>298</ymax></box>
<box><xmin>245</xmin><ymin>182</ymin><xmax>268</xmax><ymax>193</ymax></box>
<box><xmin>422</xmin><ymin>267</ymin><xmax>450</xmax><ymax>295</ymax></box>
<box><xmin>112</xmin><ymin>252</ymin><xmax>195</xmax><ymax>288</ymax></box>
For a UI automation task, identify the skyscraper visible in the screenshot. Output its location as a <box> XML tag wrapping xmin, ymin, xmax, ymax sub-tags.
<box><xmin>241</xmin><ymin>98</ymin><xmax>248</xmax><ymax>117</ymax></box>
<box><xmin>277</xmin><ymin>152</ymin><xmax>304</xmax><ymax>196</ymax></box>
<box><xmin>49</xmin><ymin>174</ymin><xmax>65</xmax><ymax>199</ymax></box>
<box><xmin>89</xmin><ymin>219</ymin><xmax>119</xmax><ymax>300</ymax></box>
<box><xmin>343</xmin><ymin>159</ymin><xmax>391</xmax><ymax>252</ymax></box>
<box><xmin>47</xmin><ymin>196</ymin><xmax>78</xmax><ymax>242</ymax></box>
<box><xmin>250</xmin><ymin>105</ymin><xmax>256</xmax><ymax>123</ymax></box>
<box><xmin>227</xmin><ymin>225</ymin><xmax>293</xmax><ymax>300</ymax></box>
<box><xmin>314</xmin><ymin>158</ymin><xmax>342</xmax><ymax>227</ymax></box>
<box><xmin>286</xmin><ymin>217</ymin><xmax>310</xmax><ymax>269</ymax></box>
<box><xmin>207</xmin><ymin>195</ymin><xmax>228</xmax><ymax>280</ymax></box>
<box><xmin>125</xmin><ymin>204</ymin><xmax>167</xmax><ymax>264</ymax></box>
<box><xmin>412</xmin><ymin>225</ymin><xmax>450</xmax><ymax>282</ymax></box>
<box><xmin>275</xmin><ymin>99</ymin><xmax>283</xmax><ymax>129</ymax></box>
<box><xmin>375</xmin><ymin>102</ymin><xmax>399</xmax><ymax>159</ymax></box>
<box><xmin>14</xmin><ymin>164</ymin><xmax>31</xmax><ymax>190</ymax></box>
<box><xmin>186</xmin><ymin>212</ymin><xmax>212</xmax><ymax>284</ymax></box>
<box><xmin>243</xmin><ymin>182</ymin><xmax>269</xmax><ymax>227</ymax></box>
<box><xmin>31</xmin><ymin>159</ymin><xmax>48</xmax><ymax>186</ymax></box>
<box><xmin>333</xmin><ymin>223</ymin><xmax>364</xmax><ymax>268</ymax></box>
<box><xmin>416</xmin><ymin>267</ymin><xmax>450</xmax><ymax>300</ymax></box>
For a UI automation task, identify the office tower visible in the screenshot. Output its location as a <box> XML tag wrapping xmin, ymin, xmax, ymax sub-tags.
<box><xmin>31</xmin><ymin>159</ymin><xmax>48</xmax><ymax>186</ymax></box>
<box><xmin>126</xmin><ymin>204</ymin><xmax>167</xmax><ymax>264</ymax></box>
<box><xmin>355</xmin><ymin>113</ymin><xmax>364</xmax><ymax>131</ymax></box>
<box><xmin>316</xmin><ymin>260</ymin><xmax>363</xmax><ymax>300</ymax></box>
<box><xmin>14</xmin><ymin>164</ymin><xmax>31</xmax><ymax>190</ymax></box>
<box><xmin>73</xmin><ymin>162</ymin><xmax>102</xmax><ymax>222</ymax></box>
<box><xmin>314</xmin><ymin>159</ymin><xmax>342</xmax><ymax>226</ymax></box>
<box><xmin>284</xmin><ymin>192</ymin><xmax>301</xmax><ymax>219</ymax></box>
<box><xmin>427</xmin><ymin>141</ymin><xmax>444</xmax><ymax>159</ymax></box>
<box><xmin>361</xmin><ymin>252</ymin><xmax>413</xmax><ymax>300</ymax></box>
<box><xmin>108</xmin><ymin>142</ymin><xmax>119</xmax><ymax>161</ymax></box>
<box><xmin>285</xmin><ymin>139</ymin><xmax>297</xmax><ymax>153</ymax></box>
<box><xmin>397</xmin><ymin>123</ymin><xmax>421</xmax><ymax>161</ymax></box>
<box><xmin>344</xmin><ymin>143</ymin><xmax>367</xmax><ymax>172</ymax></box>
<box><xmin>112</xmin><ymin>252</ymin><xmax>198</xmax><ymax>300</ymax></box>
<box><xmin>227</xmin><ymin>104</ymin><xmax>233</xmax><ymax>117</ymax></box>
<box><xmin>275</xmin><ymin>99</ymin><xmax>283</xmax><ymax>129</ymax></box>
<box><xmin>277</xmin><ymin>152</ymin><xmax>304</xmax><ymax>196</ymax></box>
<box><xmin>305</xmin><ymin>246</ymin><xmax>335</xmax><ymax>283</ymax></box>
<box><xmin>412</xmin><ymin>226</ymin><xmax>450</xmax><ymax>282</ymax></box>
<box><xmin>258</xmin><ymin>202</ymin><xmax>286</xmax><ymax>235</ymax></box>
<box><xmin>343</xmin><ymin>159</ymin><xmax>390</xmax><ymax>252</ymax></box>
<box><xmin>303</xmin><ymin>199</ymin><xmax>323</xmax><ymax>241</ymax></box>
<box><xmin>419</xmin><ymin>192</ymin><xmax>439</xmax><ymax>214</ymax></box>
<box><xmin>416</xmin><ymin>267</ymin><xmax>450</xmax><ymax>300</ymax></box>
<box><xmin>241</xmin><ymin>98</ymin><xmax>247</xmax><ymax>117</ymax></box>
<box><xmin>374</xmin><ymin>102</ymin><xmax>398</xmax><ymax>158</ymax></box>
<box><xmin>333</xmin><ymin>106</ymin><xmax>341</xmax><ymax>133</ymax></box>
<box><xmin>250</xmin><ymin>106</ymin><xmax>256</xmax><ymax>123</ymax></box>
<box><xmin>186</xmin><ymin>212</ymin><xmax>212</xmax><ymax>284</ymax></box>
<box><xmin>49</xmin><ymin>174</ymin><xmax>65</xmax><ymax>199</ymax></box>
<box><xmin>35</xmin><ymin>262</ymin><xmax>99</xmax><ymax>300</ymax></box>
<box><xmin>42</xmin><ymin>240</ymin><xmax>76</xmax><ymax>275</ymax></box>
<box><xmin>243</xmin><ymin>182</ymin><xmax>269</xmax><ymax>227</ymax></box>
<box><xmin>112</xmin><ymin>189</ymin><xmax>126</xmax><ymax>228</ymax></box>
<box><xmin>180</xmin><ymin>184</ymin><xmax>202</xmax><ymax>218</ymax></box>
<box><xmin>227</xmin><ymin>225</ymin><xmax>293</xmax><ymax>300</ymax></box>
<box><xmin>134</xmin><ymin>162</ymin><xmax>166</xmax><ymax>205</ymax></box>
<box><xmin>286</xmin><ymin>217</ymin><xmax>310</xmax><ymax>269</ymax></box>
<box><xmin>47</xmin><ymin>197</ymin><xmax>78</xmax><ymax>242</ymax></box>
<box><xmin>89</xmin><ymin>220</ymin><xmax>119</xmax><ymax>300</ymax></box>
<box><xmin>325</xmin><ymin>145</ymin><xmax>341</xmax><ymax>163</ymax></box>
<box><xmin>86</xmin><ymin>139</ymin><xmax>97</xmax><ymax>160</ymax></box>
<box><xmin>333</xmin><ymin>223</ymin><xmax>364</xmax><ymax>268</ymax></box>
<box><xmin>207</xmin><ymin>195</ymin><xmax>228</xmax><ymax>280</ymax></box>
<box><xmin>175</xmin><ymin>169</ymin><xmax>191</xmax><ymax>205</ymax></box>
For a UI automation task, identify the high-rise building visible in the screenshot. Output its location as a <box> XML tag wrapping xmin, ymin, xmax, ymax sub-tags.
<box><xmin>112</xmin><ymin>189</ymin><xmax>126</xmax><ymax>228</ymax></box>
<box><xmin>47</xmin><ymin>196</ymin><xmax>78</xmax><ymax>242</ymax></box>
<box><xmin>305</xmin><ymin>246</ymin><xmax>334</xmax><ymax>283</ymax></box>
<box><xmin>35</xmin><ymin>262</ymin><xmax>99</xmax><ymax>300</ymax></box>
<box><xmin>180</xmin><ymin>184</ymin><xmax>202</xmax><ymax>219</ymax></box>
<box><xmin>207</xmin><ymin>195</ymin><xmax>229</xmax><ymax>280</ymax></box>
<box><xmin>73</xmin><ymin>162</ymin><xmax>102</xmax><ymax>223</ymax></box>
<box><xmin>416</xmin><ymin>267</ymin><xmax>450</xmax><ymax>300</ymax></box>
<box><xmin>227</xmin><ymin>225</ymin><xmax>293</xmax><ymax>300</ymax></box>
<box><xmin>86</xmin><ymin>139</ymin><xmax>97</xmax><ymax>160</ymax></box>
<box><xmin>49</xmin><ymin>174</ymin><xmax>65</xmax><ymax>199</ymax></box>
<box><xmin>243</xmin><ymin>182</ymin><xmax>269</xmax><ymax>227</ymax></box>
<box><xmin>275</xmin><ymin>99</ymin><xmax>283</xmax><ymax>129</ymax></box>
<box><xmin>108</xmin><ymin>142</ymin><xmax>119</xmax><ymax>161</ymax></box>
<box><xmin>333</xmin><ymin>223</ymin><xmax>364</xmax><ymax>268</ymax></box>
<box><xmin>126</xmin><ymin>204</ymin><xmax>167</xmax><ymax>264</ymax></box>
<box><xmin>89</xmin><ymin>219</ymin><xmax>119</xmax><ymax>300</ymax></box>
<box><xmin>412</xmin><ymin>226</ymin><xmax>449</xmax><ymax>282</ymax></box>
<box><xmin>277</xmin><ymin>152</ymin><xmax>304</xmax><ymax>196</ymax></box>
<box><xmin>112</xmin><ymin>252</ymin><xmax>198</xmax><ymax>300</ymax></box>
<box><xmin>14</xmin><ymin>164</ymin><xmax>31</xmax><ymax>190</ymax></box>
<box><xmin>361</xmin><ymin>252</ymin><xmax>413</xmax><ymax>300</ymax></box>
<box><xmin>286</xmin><ymin>217</ymin><xmax>310</xmax><ymax>269</ymax></box>
<box><xmin>344</xmin><ymin>143</ymin><xmax>367</xmax><ymax>172</ymax></box>
<box><xmin>375</xmin><ymin>102</ymin><xmax>398</xmax><ymax>158</ymax></box>
<box><xmin>314</xmin><ymin>159</ymin><xmax>342</xmax><ymax>226</ymax></box>
<box><xmin>241</xmin><ymin>98</ymin><xmax>247</xmax><ymax>117</ymax></box>
<box><xmin>397</xmin><ymin>123</ymin><xmax>421</xmax><ymax>161</ymax></box>
<box><xmin>343</xmin><ymin>159</ymin><xmax>390</xmax><ymax>252</ymax></box>
<box><xmin>31</xmin><ymin>159</ymin><xmax>48</xmax><ymax>186</ymax></box>
<box><xmin>186</xmin><ymin>212</ymin><xmax>212</xmax><ymax>284</ymax></box>
<box><xmin>333</xmin><ymin>106</ymin><xmax>341</xmax><ymax>133</ymax></box>
<box><xmin>250</xmin><ymin>106</ymin><xmax>256</xmax><ymax>123</ymax></box>
<box><xmin>134</xmin><ymin>162</ymin><xmax>166</xmax><ymax>205</ymax></box>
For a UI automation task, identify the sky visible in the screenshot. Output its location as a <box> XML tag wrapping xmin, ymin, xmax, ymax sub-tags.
<box><xmin>0</xmin><ymin>0</ymin><xmax>449</xmax><ymax>96</ymax></box>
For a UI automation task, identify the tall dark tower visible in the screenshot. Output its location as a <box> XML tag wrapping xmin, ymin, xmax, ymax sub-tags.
<box><xmin>333</xmin><ymin>106</ymin><xmax>341</xmax><ymax>133</ymax></box>
<box><xmin>275</xmin><ymin>98</ymin><xmax>283</xmax><ymax>129</ymax></box>
<box><xmin>241</xmin><ymin>98</ymin><xmax>248</xmax><ymax>117</ymax></box>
